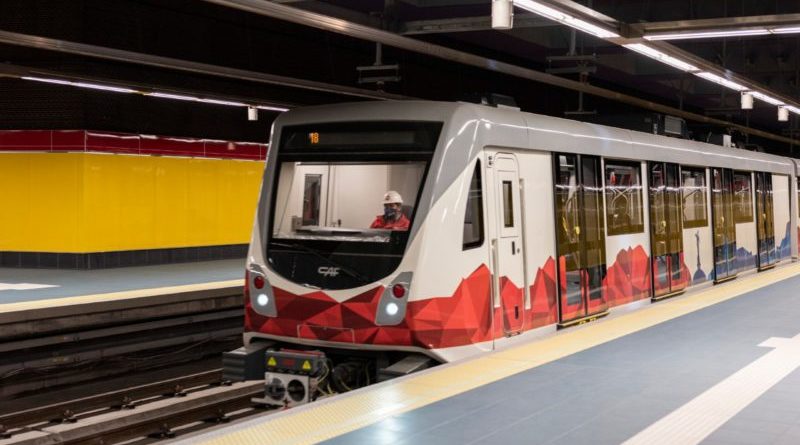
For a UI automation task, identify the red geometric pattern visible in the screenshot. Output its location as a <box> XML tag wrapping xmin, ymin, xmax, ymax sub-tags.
<box><xmin>499</xmin><ymin>276</ymin><xmax>524</xmax><ymax>332</ymax></box>
<box><xmin>527</xmin><ymin>257</ymin><xmax>558</xmax><ymax>328</ymax></box>
<box><xmin>604</xmin><ymin>245</ymin><xmax>651</xmax><ymax>306</ymax></box>
<box><xmin>246</xmin><ymin>258</ymin><xmax>559</xmax><ymax>350</ymax></box>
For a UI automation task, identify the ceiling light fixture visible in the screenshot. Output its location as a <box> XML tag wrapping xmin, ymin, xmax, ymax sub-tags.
<box><xmin>645</xmin><ymin>29</ymin><xmax>771</xmax><ymax>41</ymax></box>
<box><xmin>741</xmin><ymin>92</ymin><xmax>753</xmax><ymax>110</ymax></box>
<box><xmin>644</xmin><ymin>26</ymin><xmax>800</xmax><ymax>41</ymax></box>
<box><xmin>623</xmin><ymin>44</ymin><xmax>699</xmax><ymax>72</ymax></box>
<box><xmin>694</xmin><ymin>72</ymin><xmax>747</xmax><ymax>92</ymax></box>
<box><xmin>20</xmin><ymin>75</ymin><xmax>288</xmax><ymax>112</ymax></box>
<box><xmin>750</xmin><ymin>91</ymin><xmax>785</xmax><ymax>106</ymax></box>
<box><xmin>784</xmin><ymin>105</ymin><xmax>800</xmax><ymax>115</ymax></box>
<box><xmin>772</xmin><ymin>26</ymin><xmax>800</xmax><ymax>34</ymax></box>
<box><xmin>147</xmin><ymin>91</ymin><xmax>248</xmax><ymax>107</ymax></box>
<box><xmin>778</xmin><ymin>106</ymin><xmax>789</xmax><ymax>122</ymax></box>
<box><xmin>22</xmin><ymin>76</ymin><xmax>138</xmax><ymax>93</ymax></box>
<box><xmin>492</xmin><ymin>0</ymin><xmax>514</xmax><ymax>30</ymax></box>
<box><xmin>514</xmin><ymin>0</ymin><xmax>620</xmax><ymax>38</ymax></box>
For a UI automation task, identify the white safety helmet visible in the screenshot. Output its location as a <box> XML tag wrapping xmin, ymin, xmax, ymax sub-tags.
<box><xmin>382</xmin><ymin>190</ymin><xmax>403</xmax><ymax>205</ymax></box>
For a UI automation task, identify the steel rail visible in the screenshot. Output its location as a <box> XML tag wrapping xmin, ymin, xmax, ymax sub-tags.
<box><xmin>199</xmin><ymin>0</ymin><xmax>799</xmax><ymax>147</ymax></box>
<box><xmin>4</xmin><ymin>382</ymin><xmax>266</xmax><ymax>445</ymax></box>
<box><xmin>0</xmin><ymin>370</ymin><xmax>223</xmax><ymax>434</ymax></box>
<box><xmin>0</xmin><ymin>30</ymin><xmax>409</xmax><ymax>101</ymax></box>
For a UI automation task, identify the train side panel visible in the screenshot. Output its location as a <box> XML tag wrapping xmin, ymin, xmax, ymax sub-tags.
<box><xmin>517</xmin><ymin>150</ymin><xmax>559</xmax><ymax>329</ymax></box>
<box><xmin>734</xmin><ymin>172</ymin><xmax>758</xmax><ymax>271</ymax></box>
<box><xmin>602</xmin><ymin>159</ymin><xmax>652</xmax><ymax>307</ymax></box>
<box><xmin>773</xmin><ymin>174</ymin><xmax>792</xmax><ymax>260</ymax></box>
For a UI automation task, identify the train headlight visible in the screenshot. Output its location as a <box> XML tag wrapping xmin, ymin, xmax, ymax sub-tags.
<box><xmin>248</xmin><ymin>265</ymin><xmax>276</xmax><ymax>317</ymax></box>
<box><xmin>375</xmin><ymin>271</ymin><xmax>412</xmax><ymax>326</ymax></box>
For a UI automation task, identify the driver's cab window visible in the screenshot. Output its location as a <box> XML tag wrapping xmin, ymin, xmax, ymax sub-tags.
<box><xmin>273</xmin><ymin>161</ymin><xmax>425</xmax><ymax>242</ymax></box>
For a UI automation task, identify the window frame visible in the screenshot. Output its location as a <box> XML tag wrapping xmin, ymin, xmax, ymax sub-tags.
<box><xmin>604</xmin><ymin>159</ymin><xmax>645</xmax><ymax>236</ymax></box>
<box><xmin>732</xmin><ymin>170</ymin><xmax>754</xmax><ymax>224</ymax></box>
<box><xmin>681</xmin><ymin>166</ymin><xmax>709</xmax><ymax>229</ymax></box>
<box><xmin>462</xmin><ymin>159</ymin><xmax>485</xmax><ymax>250</ymax></box>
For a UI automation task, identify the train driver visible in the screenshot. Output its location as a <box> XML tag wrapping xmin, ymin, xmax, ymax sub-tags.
<box><xmin>370</xmin><ymin>190</ymin><xmax>410</xmax><ymax>230</ymax></box>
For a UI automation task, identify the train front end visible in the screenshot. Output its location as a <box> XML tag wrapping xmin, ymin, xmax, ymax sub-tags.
<box><xmin>244</xmin><ymin>102</ymin><xmax>459</xmax><ymax>377</ymax></box>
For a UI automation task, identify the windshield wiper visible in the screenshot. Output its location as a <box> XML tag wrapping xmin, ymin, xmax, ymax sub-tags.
<box><xmin>270</xmin><ymin>242</ymin><xmax>372</xmax><ymax>285</ymax></box>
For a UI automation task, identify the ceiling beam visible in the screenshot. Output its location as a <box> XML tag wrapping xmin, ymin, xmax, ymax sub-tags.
<box><xmin>0</xmin><ymin>63</ymin><xmax>295</xmax><ymax>110</ymax></box>
<box><xmin>0</xmin><ymin>30</ymin><xmax>409</xmax><ymax>101</ymax></box>
<box><xmin>198</xmin><ymin>0</ymin><xmax>799</xmax><ymax>146</ymax></box>
<box><xmin>401</xmin><ymin>13</ymin><xmax>554</xmax><ymax>35</ymax></box>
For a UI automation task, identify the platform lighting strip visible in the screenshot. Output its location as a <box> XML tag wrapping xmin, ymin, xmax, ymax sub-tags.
<box><xmin>21</xmin><ymin>76</ymin><xmax>289</xmax><ymax>112</ymax></box>
<box><xmin>505</xmin><ymin>2</ymin><xmax>798</xmax><ymax>118</ymax></box>
<box><xmin>513</xmin><ymin>0</ymin><xmax>620</xmax><ymax>38</ymax></box>
<box><xmin>694</xmin><ymin>72</ymin><xmax>747</xmax><ymax>92</ymax></box>
<box><xmin>623</xmin><ymin>44</ymin><xmax>699</xmax><ymax>72</ymax></box>
<box><xmin>644</xmin><ymin>26</ymin><xmax>800</xmax><ymax>41</ymax></box>
<box><xmin>750</xmin><ymin>91</ymin><xmax>785</xmax><ymax>106</ymax></box>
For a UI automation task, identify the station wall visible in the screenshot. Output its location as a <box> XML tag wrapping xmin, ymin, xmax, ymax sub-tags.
<box><xmin>0</xmin><ymin>152</ymin><xmax>264</xmax><ymax>255</ymax></box>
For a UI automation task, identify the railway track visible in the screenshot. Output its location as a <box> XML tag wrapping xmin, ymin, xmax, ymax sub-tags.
<box><xmin>0</xmin><ymin>284</ymin><xmax>275</xmax><ymax>444</ymax></box>
<box><xmin>0</xmin><ymin>285</ymin><xmax>244</xmax><ymax>399</ymax></box>
<box><xmin>1</xmin><ymin>369</ymin><xmax>276</xmax><ymax>444</ymax></box>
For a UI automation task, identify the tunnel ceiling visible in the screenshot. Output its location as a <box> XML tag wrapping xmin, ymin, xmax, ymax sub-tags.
<box><xmin>0</xmin><ymin>0</ymin><xmax>798</xmax><ymax>155</ymax></box>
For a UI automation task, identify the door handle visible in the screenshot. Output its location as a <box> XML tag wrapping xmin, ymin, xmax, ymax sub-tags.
<box><xmin>512</xmin><ymin>241</ymin><xmax>515</xmax><ymax>255</ymax></box>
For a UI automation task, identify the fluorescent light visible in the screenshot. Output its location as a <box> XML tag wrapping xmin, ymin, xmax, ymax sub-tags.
<box><xmin>146</xmin><ymin>92</ymin><xmax>247</xmax><ymax>107</ymax></box>
<box><xmin>623</xmin><ymin>43</ymin><xmax>698</xmax><ymax>72</ymax></box>
<box><xmin>22</xmin><ymin>76</ymin><xmax>137</xmax><ymax>93</ymax></box>
<box><xmin>750</xmin><ymin>91</ymin><xmax>784</xmax><ymax>106</ymax></box>
<box><xmin>256</xmin><ymin>105</ymin><xmax>290</xmax><ymax>112</ymax></box>
<box><xmin>785</xmin><ymin>106</ymin><xmax>800</xmax><ymax>115</ymax></box>
<box><xmin>645</xmin><ymin>28</ymin><xmax>770</xmax><ymax>41</ymax></box>
<box><xmin>645</xmin><ymin>26</ymin><xmax>800</xmax><ymax>41</ymax></box>
<box><xmin>772</xmin><ymin>26</ymin><xmax>800</xmax><ymax>34</ymax></box>
<box><xmin>21</xmin><ymin>75</ymin><xmax>289</xmax><ymax>112</ymax></box>
<box><xmin>514</xmin><ymin>0</ymin><xmax>620</xmax><ymax>38</ymax></box>
<box><xmin>694</xmin><ymin>72</ymin><xmax>747</xmax><ymax>91</ymax></box>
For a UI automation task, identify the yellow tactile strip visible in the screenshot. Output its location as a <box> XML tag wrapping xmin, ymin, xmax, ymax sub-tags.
<box><xmin>0</xmin><ymin>279</ymin><xmax>243</xmax><ymax>316</ymax></box>
<box><xmin>196</xmin><ymin>262</ymin><xmax>800</xmax><ymax>445</ymax></box>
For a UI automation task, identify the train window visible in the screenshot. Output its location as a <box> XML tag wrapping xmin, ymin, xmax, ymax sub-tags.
<box><xmin>681</xmin><ymin>167</ymin><xmax>708</xmax><ymax>228</ymax></box>
<box><xmin>733</xmin><ymin>171</ymin><xmax>753</xmax><ymax>223</ymax></box>
<box><xmin>463</xmin><ymin>161</ymin><xmax>485</xmax><ymax>250</ymax></box>
<box><xmin>302</xmin><ymin>174</ymin><xmax>322</xmax><ymax>226</ymax></box>
<box><xmin>502</xmin><ymin>180</ymin><xmax>514</xmax><ymax>228</ymax></box>
<box><xmin>605</xmin><ymin>160</ymin><xmax>644</xmax><ymax>235</ymax></box>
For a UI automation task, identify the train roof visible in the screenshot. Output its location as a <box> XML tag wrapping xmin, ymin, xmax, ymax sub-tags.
<box><xmin>274</xmin><ymin>100</ymin><xmax>795</xmax><ymax>175</ymax></box>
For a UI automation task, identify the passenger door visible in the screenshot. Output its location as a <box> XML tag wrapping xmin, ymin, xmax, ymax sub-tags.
<box><xmin>553</xmin><ymin>154</ymin><xmax>608</xmax><ymax>327</ymax></box>
<box><xmin>649</xmin><ymin>162</ymin><xmax>686</xmax><ymax>300</ymax></box>
<box><xmin>711</xmin><ymin>167</ymin><xmax>737</xmax><ymax>282</ymax></box>
<box><xmin>755</xmin><ymin>172</ymin><xmax>776</xmax><ymax>270</ymax></box>
<box><xmin>492</xmin><ymin>154</ymin><xmax>525</xmax><ymax>334</ymax></box>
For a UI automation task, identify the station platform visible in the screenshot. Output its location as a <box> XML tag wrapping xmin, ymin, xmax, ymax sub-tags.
<box><xmin>182</xmin><ymin>261</ymin><xmax>800</xmax><ymax>445</ymax></box>
<box><xmin>0</xmin><ymin>258</ymin><xmax>244</xmax><ymax>305</ymax></box>
<box><xmin>0</xmin><ymin>259</ymin><xmax>245</xmax><ymax>337</ymax></box>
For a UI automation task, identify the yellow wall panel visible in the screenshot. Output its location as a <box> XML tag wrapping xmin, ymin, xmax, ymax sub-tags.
<box><xmin>0</xmin><ymin>153</ymin><xmax>82</xmax><ymax>252</ymax></box>
<box><xmin>0</xmin><ymin>152</ymin><xmax>264</xmax><ymax>253</ymax></box>
<box><xmin>154</xmin><ymin>156</ymin><xmax>190</xmax><ymax>248</ymax></box>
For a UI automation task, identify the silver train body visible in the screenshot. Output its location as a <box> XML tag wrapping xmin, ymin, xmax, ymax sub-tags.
<box><xmin>244</xmin><ymin>100</ymin><xmax>799</xmax><ymax>363</ymax></box>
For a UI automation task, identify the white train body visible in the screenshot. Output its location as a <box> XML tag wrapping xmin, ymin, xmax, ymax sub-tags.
<box><xmin>244</xmin><ymin>101</ymin><xmax>798</xmax><ymax>363</ymax></box>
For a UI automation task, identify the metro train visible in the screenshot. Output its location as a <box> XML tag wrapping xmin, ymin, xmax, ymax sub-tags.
<box><xmin>241</xmin><ymin>100</ymin><xmax>799</xmax><ymax>389</ymax></box>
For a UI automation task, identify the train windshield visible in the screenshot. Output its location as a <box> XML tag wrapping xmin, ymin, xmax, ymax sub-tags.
<box><xmin>267</xmin><ymin>121</ymin><xmax>441</xmax><ymax>290</ymax></box>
